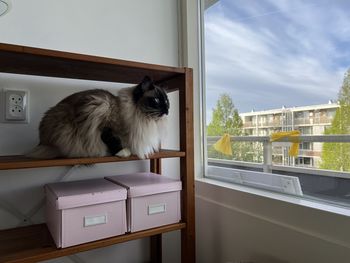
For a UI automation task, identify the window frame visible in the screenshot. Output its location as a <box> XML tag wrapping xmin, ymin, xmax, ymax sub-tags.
<box><xmin>199</xmin><ymin>0</ymin><xmax>350</xmax><ymax>209</ymax></box>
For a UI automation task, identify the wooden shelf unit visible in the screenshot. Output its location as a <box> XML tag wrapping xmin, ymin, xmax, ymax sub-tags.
<box><xmin>0</xmin><ymin>150</ymin><xmax>185</xmax><ymax>170</ymax></box>
<box><xmin>0</xmin><ymin>223</ymin><xmax>186</xmax><ymax>263</ymax></box>
<box><xmin>0</xmin><ymin>43</ymin><xmax>195</xmax><ymax>263</ymax></box>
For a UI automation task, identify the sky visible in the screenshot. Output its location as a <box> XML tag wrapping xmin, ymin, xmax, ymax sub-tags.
<box><xmin>205</xmin><ymin>0</ymin><xmax>350</xmax><ymax>123</ymax></box>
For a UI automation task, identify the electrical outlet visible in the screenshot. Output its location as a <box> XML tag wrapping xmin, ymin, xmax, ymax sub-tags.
<box><xmin>9</xmin><ymin>105</ymin><xmax>24</xmax><ymax>118</ymax></box>
<box><xmin>4</xmin><ymin>89</ymin><xmax>29</xmax><ymax>122</ymax></box>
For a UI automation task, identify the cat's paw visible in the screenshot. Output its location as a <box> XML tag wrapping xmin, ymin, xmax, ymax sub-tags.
<box><xmin>115</xmin><ymin>148</ymin><xmax>131</xmax><ymax>158</ymax></box>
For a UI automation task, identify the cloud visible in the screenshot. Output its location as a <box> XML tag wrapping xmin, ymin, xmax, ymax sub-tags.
<box><xmin>204</xmin><ymin>0</ymin><xmax>350</xmax><ymax>123</ymax></box>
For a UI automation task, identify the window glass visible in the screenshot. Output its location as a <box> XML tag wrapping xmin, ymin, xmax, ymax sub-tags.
<box><xmin>203</xmin><ymin>0</ymin><xmax>350</xmax><ymax>206</ymax></box>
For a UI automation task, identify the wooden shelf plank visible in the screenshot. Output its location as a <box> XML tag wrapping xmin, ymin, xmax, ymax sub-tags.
<box><xmin>0</xmin><ymin>150</ymin><xmax>185</xmax><ymax>170</ymax></box>
<box><xmin>0</xmin><ymin>223</ymin><xmax>186</xmax><ymax>263</ymax></box>
<box><xmin>0</xmin><ymin>43</ymin><xmax>185</xmax><ymax>90</ymax></box>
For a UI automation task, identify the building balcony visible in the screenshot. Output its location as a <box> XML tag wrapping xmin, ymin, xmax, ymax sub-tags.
<box><xmin>243</xmin><ymin>121</ymin><xmax>254</xmax><ymax>128</ymax></box>
<box><xmin>294</xmin><ymin>116</ymin><xmax>333</xmax><ymax>126</ymax></box>
<box><xmin>299</xmin><ymin>149</ymin><xmax>322</xmax><ymax>157</ymax></box>
<box><xmin>314</xmin><ymin>116</ymin><xmax>333</xmax><ymax>124</ymax></box>
<box><xmin>260</xmin><ymin>120</ymin><xmax>281</xmax><ymax>127</ymax></box>
<box><xmin>272</xmin><ymin>146</ymin><xmax>283</xmax><ymax>155</ymax></box>
<box><xmin>294</xmin><ymin>118</ymin><xmax>312</xmax><ymax>125</ymax></box>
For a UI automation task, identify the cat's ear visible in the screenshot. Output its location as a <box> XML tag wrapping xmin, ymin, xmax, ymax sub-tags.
<box><xmin>133</xmin><ymin>76</ymin><xmax>153</xmax><ymax>102</ymax></box>
<box><xmin>141</xmin><ymin>76</ymin><xmax>153</xmax><ymax>91</ymax></box>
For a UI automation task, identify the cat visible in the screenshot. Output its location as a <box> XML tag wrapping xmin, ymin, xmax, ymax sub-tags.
<box><xmin>28</xmin><ymin>76</ymin><xmax>169</xmax><ymax>159</ymax></box>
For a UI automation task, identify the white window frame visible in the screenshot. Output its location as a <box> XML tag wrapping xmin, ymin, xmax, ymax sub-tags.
<box><xmin>198</xmin><ymin>0</ymin><xmax>350</xmax><ymax>210</ymax></box>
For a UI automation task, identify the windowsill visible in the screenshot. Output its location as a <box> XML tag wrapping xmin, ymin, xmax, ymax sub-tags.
<box><xmin>196</xmin><ymin>177</ymin><xmax>350</xmax><ymax>217</ymax></box>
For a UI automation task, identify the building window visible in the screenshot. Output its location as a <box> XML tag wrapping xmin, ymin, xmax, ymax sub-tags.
<box><xmin>203</xmin><ymin>0</ymin><xmax>350</xmax><ymax>207</ymax></box>
<box><xmin>298</xmin><ymin>127</ymin><xmax>313</xmax><ymax>135</ymax></box>
<box><xmin>300</xmin><ymin>142</ymin><xmax>312</xmax><ymax>150</ymax></box>
<box><xmin>296</xmin><ymin>157</ymin><xmax>313</xmax><ymax>167</ymax></box>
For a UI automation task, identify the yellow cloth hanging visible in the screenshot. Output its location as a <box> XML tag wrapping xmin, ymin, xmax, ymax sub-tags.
<box><xmin>213</xmin><ymin>133</ymin><xmax>232</xmax><ymax>156</ymax></box>
<box><xmin>270</xmin><ymin>130</ymin><xmax>301</xmax><ymax>157</ymax></box>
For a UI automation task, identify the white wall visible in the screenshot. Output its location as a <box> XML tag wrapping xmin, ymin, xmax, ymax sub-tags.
<box><xmin>196</xmin><ymin>180</ymin><xmax>350</xmax><ymax>263</ymax></box>
<box><xmin>0</xmin><ymin>1</ymin><xmax>181</xmax><ymax>262</ymax></box>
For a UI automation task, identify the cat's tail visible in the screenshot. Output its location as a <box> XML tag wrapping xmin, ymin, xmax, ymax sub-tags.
<box><xmin>26</xmin><ymin>145</ymin><xmax>61</xmax><ymax>159</ymax></box>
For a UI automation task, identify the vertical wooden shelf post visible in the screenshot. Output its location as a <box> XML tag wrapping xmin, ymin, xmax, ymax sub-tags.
<box><xmin>179</xmin><ymin>68</ymin><xmax>195</xmax><ymax>263</ymax></box>
<box><xmin>150</xmin><ymin>158</ymin><xmax>163</xmax><ymax>263</ymax></box>
<box><xmin>149</xmin><ymin>66</ymin><xmax>195</xmax><ymax>263</ymax></box>
<box><xmin>150</xmin><ymin>158</ymin><xmax>162</xmax><ymax>175</ymax></box>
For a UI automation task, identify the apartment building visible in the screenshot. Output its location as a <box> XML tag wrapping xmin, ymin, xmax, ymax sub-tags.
<box><xmin>240</xmin><ymin>102</ymin><xmax>339</xmax><ymax>168</ymax></box>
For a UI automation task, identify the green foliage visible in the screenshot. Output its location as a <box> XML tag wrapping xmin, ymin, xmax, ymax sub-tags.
<box><xmin>207</xmin><ymin>141</ymin><xmax>263</xmax><ymax>162</ymax></box>
<box><xmin>207</xmin><ymin>94</ymin><xmax>243</xmax><ymax>136</ymax></box>
<box><xmin>338</xmin><ymin>69</ymin><xmax>350</xmax><ymax>105</ymax></box>
<box><xmin>320</xmin><ymin>69</ymin><xmax>350</xmax><ymax>172</ymax></box>
<box><xmin>207</xmin><ymin>93</ymin><xmax>263</xmax><ymax>162</ymax></box>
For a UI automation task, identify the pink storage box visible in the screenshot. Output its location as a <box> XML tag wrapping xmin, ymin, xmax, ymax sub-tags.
<box><xmin>45</xmin><ymin>178</ymin><xmax>127</xmax><ymax>248</ymax></box>
<box><xmin>106</xmin><ymin>172</ymin><xmax>182</xmax><ymax>232</ymax></box>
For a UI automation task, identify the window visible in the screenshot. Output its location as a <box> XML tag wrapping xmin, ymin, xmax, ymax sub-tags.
<box><xmin>295</xmin><ymin>157</ymin><xmax>313</xmax><ymax>167</ymax></box>
<box><xmin>300</xmin><ymin>142</ymin><xmax>311</xmax><ymax>150</ymax></box>
<box><xmin>298</xmin><ymin>126</ymin><xmax>313</xmax><ymax>135</ymax></box>
<box><xmin>203</xmin><ymin>0</ymin><xmax>350</xmax><ymax>207</ymax></box>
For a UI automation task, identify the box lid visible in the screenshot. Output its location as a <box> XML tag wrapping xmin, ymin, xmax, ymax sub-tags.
<box><xmin>106</xmin><ymin>172</ymin><xmax>182</xmax><ymax>198</ymax></box>
<box><xmin>45</xmin><ymin>178</ymin><xmax>127</xmax><ymax>210</ymax></box>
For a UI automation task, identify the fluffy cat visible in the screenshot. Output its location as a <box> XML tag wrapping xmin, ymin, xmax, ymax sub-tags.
<box><xmin>28</xmin><ymin>76</ymin><xmax>169</xmax><ymax>159</ymax></box>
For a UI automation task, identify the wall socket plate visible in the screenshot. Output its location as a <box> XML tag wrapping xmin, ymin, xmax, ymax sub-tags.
<box><xmin>3</xmin><ymin>88</ymin><xmax>29</xmax><ymax>123</ymax></box>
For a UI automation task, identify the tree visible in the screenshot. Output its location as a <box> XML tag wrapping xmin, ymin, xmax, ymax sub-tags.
<box><xmin>207</xmin><ymin>94</ymin><xmax>262</xmax><ymax>162</ymax></box>
<box><xmin>207</xmin><ymin>94</ymin><xmax>243</xmax><ymax>136</ymax></box>
<box><xmin>320</xmin><ymin>69</ymin><xmax>350</xmax><ymax>172</ymax></box>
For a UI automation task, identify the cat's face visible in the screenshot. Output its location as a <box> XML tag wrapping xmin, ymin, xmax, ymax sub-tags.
<box><xmin>133</xmin><ymin>76</ymin><xmax>170</xmax><ymax>118</ymax></box>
